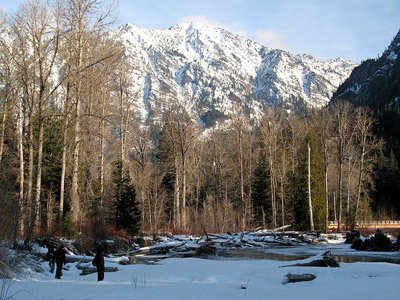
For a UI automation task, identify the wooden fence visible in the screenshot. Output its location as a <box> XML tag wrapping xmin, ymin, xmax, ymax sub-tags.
<box><xmin>328</xmin><ymin>220</ymin><xmax>400</xmax><ymax>230</ymax></box>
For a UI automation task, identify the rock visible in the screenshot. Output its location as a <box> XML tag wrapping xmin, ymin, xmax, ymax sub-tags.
<box><xmin>351</xmin><ymin>229</ymin><xmax>393</xmax><ymax>252</ymax></box>
<box><xmin>370</xmin><ymin>230</ymin><xmax>392</xmax><ymax>251</ymax></box>
<box><xmin>285</xmin><ymin>273</ymin><xmax>316</xmax><ymax>283</ymax></box>
<box><xmin>345</xmin><ymin>230</ymin><xmax>360</xmax><ymax>244</ymax></box>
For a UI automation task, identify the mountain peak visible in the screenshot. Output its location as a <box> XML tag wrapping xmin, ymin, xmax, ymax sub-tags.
<box><xmin>385</xmin><ymin>29</ymin><xmax>400</xmax><ymax>58</ymax></box>
<box><xmin>114</xmin><ymin>22</ymin><xmax>356</xmax><ymax>125</ymax></box>
<box><xmin>170</xmin><ymin>21</ymin><xmax>221</xmax><ymax>31</ymax></box>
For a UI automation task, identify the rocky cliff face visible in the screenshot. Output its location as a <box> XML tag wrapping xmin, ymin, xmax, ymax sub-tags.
<box><xmin>114</xmin><ymin>22</ymin><xmax>355</xmax><ymax>126</ymax></box>
<box><xmin>333</xmin><ymin>29</ymin><xmax>400</xmax><ymax>108</ymax></box>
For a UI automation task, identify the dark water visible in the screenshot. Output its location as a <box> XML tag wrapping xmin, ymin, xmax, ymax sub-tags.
<box><xmin>334</xmin><ymin>255</ymin><xmax>400</xmax><ymax>264</ymax></box>
<box><xmin>219</xmin><ymin>249</ymin><xmax>309</xmax><ymax>261</ymax></box>
<box><xmin>218</xmin><ymin>248</ymin><xmax>400</xmax><ymax>264</ymax></box>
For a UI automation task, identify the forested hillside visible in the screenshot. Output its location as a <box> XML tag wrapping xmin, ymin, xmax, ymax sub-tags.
<box><xmin>332</xmin><ymin>30</ymin><xmax>400</xmax><ymax>215</ymax></box>
<box><xmin>0</xmin><ymin>0</ymin><xmax>393</xmax><ymax>243</ymax></box>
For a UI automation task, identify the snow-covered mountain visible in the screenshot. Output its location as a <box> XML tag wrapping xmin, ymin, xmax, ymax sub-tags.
<box><xmin>114</xmin><ymin>22</ymin><xmax>356</xmax><ymax>126</ymax></box>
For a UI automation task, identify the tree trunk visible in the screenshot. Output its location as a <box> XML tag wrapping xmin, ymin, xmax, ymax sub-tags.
<box><xmin>99</xmin><ymin>92</ymin><xmax>106</xmax><ymax>212</ymax></box>
<box><xmin>70</xmin><ymin>94</ymin><xmax>81</xmax><ymax>223</ymax></box>
<box><xmin>26</xmin><ymin>110</ymin><xmax>34</xmax><ymax>239</ymax></box>
<box><xmin>355</xmin><ymin>143</ymin><xmax>365</xmax><ymax>221</ymax></box>
<box><xmin>59</xmin><ymin>90</ymin><xmax>69</xmax><ymax>221</ymax></box>
<box><xmin>34</xmin><ymin>83</ymin><xmax>47</xmax><ymax>230</ymax></box>
<box><xmin>333</xmin><ymin>192</ymin><xmax>337</xmax><ymax>224</ymax></box>
<box><xmin>280</xmin><ymin>149</ymin><xmax>286</xmax><ymax>227</ymax></box>
<box><xmin>182</xmin><ymin>156</ymin><xmax>187</xmax><ymax>230</ymax></box>
<box><xmin>239</xmin><ymin>130</ymin><xmax>245</xmax><ymax>230</ymax></box>
<box><xmin>70</xmin><ymin>13</ymin><xmax>85</xmax><ymax>224</ymax></box>
<box><xmin>354</xmin><ymin>108</ymin><xmax>374</xmax><ymax>222</ymax></box>
<box><xmin>346</xmin><ymin>158</ymin><xmax>353</xmax><ymax>226</ymax></box>
<box><xmin>248</xmin><ymin>133</ymin><xmax>253</xmax><ymax>228</ymax></box>
<box><xmin>34</xmin><ymin>116</ymin><xmax>44</xmax><ymax>229</ymax></box>
<box><xmin>174</xmin><ymin>156</ymin><xmax>180</xmax><ymax>229</ymax></box>
<box><xmin>308</xmin><ymin>144</ymin><xmax>314</xmax><ymax>231</ymax></box>
<box><xmin>324</xmin><ymin>142</ymin><xmax>329</xmax><ymax>231</ymax></box>
<box><xmin>280</xmin><ymin>175</ymin><xmax>285</xmax><ymax>227</ymax></box>
<box><xmin>17</xmin><ymin>103</ymin><xmax>25</xmax><ymax>237</ymax></box>
<box><xmin>0</xmin><ymin>101</ymin><xmax>7</xmax><ymax>165</ymax></box>
<box><xmin>338</xmin><ymin>161</ymin><xmax>343</xmax><ymax>232</ymax></box>
<box><xmin>119</xmin><ymin>86</ymin><xmax>125</xmax><ymax>163</ymax></box>
<box><xmin>269</xmin><ymin>163</ymin><xmax>277</xmax><ymax>228</ymax></box>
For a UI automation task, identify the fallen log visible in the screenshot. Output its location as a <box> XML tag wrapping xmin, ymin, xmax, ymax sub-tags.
<box><xmin>130</xmin><ymin>254</ymin><xmax>170</xmax><ymax>264</ymax></box>
<box><xmin>251</xmin><ymin>231</ymin><xmax>300</xmax><ymax>238</ymax></box>
<box><xmin>79</xmin><ymin>266</ymin><xmax>119</xmax><ymax>276</ymax></box>
<box><xmin>257</xmin><ymin>239</ymin><xmax>302</xmax><ymax>247</ymax></box>
<box><xmin>289</xmin><ymin>258</ymin><xmax>339</xmax><ymax>267</ymax></box>
<box><xmin>282</xmin><ymin>251</ymin><xmax>339</xmax><ymax>268</ymax></box>
<box><xmin>273</xmin><ymin>225</ymin><xmax>292</xmax><ymax>232</ymax></box>
<box><xmin>285</xmin><ymin>273</ymin><xmax>316</xmax><ymax>283</ymax></box>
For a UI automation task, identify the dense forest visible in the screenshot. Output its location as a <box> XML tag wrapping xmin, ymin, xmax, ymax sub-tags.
<box><xmin>0</xmin><ymin>0</ymin><xmax>397</xmax><ymax>243</ymax></box>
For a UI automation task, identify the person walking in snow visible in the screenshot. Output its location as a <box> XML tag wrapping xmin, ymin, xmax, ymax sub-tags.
<box><xmin>92</xmin><ymin>245</ymin><xmax>105</xmax><ymax>281</ymax></box>
<box><xmin>54</xmin><ymin>245</ymin><xmax>66</xmax><ymax>279</ymax></box>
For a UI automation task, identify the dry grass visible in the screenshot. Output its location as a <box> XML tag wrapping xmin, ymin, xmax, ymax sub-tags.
<box><xmin>0</xmin><ymin>247</ymin><xmax>13</xmax><ymax>279</ymax></box>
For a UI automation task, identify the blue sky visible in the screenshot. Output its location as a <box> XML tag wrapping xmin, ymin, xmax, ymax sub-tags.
<box><xmin>1</xmin><ymin>0</ymin><xmax>399</xmax><ymax>62</ymax></box>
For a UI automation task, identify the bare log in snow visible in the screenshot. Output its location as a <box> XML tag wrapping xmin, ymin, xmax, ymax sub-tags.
<box><xmin>79</xmin><ymin>266</ymin><xmax>119</xmax><ymax>276</ymax></box>
<box><xmin>285</xmin><ymin>273</ymin><xmax>316</xmax><ymax>283</ymax></box>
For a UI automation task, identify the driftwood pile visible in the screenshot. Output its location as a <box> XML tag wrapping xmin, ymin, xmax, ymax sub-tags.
<box><xmin>32</xmin><ymin>229</ymin><xmax>333</xmax><ymax>272</ymax></box>
<box><xmin>126</xmin><ymin>229</ymin><xmax>328</xmax><ymax>262</ymax></box>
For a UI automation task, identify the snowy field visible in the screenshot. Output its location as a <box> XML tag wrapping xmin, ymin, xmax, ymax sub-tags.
<box><xmin>3</xmin><ymin>239</ymin><xmax>400</xmax><ymax>300</ymax></box>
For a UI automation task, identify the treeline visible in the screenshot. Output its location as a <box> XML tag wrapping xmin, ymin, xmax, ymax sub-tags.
<box><xmin>0</xmin><ymin>0</ymin><xmax>394</xmax><ymax>242</ymax></box>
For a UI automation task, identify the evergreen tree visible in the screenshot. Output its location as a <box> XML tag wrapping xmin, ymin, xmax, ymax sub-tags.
<box><xmin>291</xmin><ymin>126</ymin><xmax>326</xmax><ymax>230</ymax></box>
<box><xmin>38</xmin><ymin>117</ymin><xmax>63</xmax><ymax>232</ymax></box>
<box><xmin>156</xmin><ymin>120</ymin><xmax>176</xmax><ymax>222</ymax></box>
<box><xmin>308</xmin><ymin>127</ymin><xmax>326</xmax><ymax>230</ymax></box>
<box><xmin>251</xmin><ymin>153</ymin><xmax>270</xmax><ymax>226</ymax></box>
<box><xmin>42</xmin><ymin>118</ymin><xmax>62</xmax><ymax>201</ymax></box>
<box><xmin>291</xmin><ymin>147</ymin><xmax>309</xmax><ymax>230</ymax></box>
<box><xmin>373</xmin><ymin>150</ymin><xmax>400</xmax><ymax>213</ymax></box>
<box><xmin>113</xmin><ymin>160</ymin><xmax>141</xmax><ymax>235</ymax></box>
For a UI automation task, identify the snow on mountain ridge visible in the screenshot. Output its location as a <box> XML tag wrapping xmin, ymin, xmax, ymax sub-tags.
<box><xmin>333</xmin><ymin>29</ymin><xmax>400</xmax><ymax>102</ymax></box>
<box><xmin>114</xmin><ymin>22</ymin><xmax>356</xmax><ymax>125</ymax></box>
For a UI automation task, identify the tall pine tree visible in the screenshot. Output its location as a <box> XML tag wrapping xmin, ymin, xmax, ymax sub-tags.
<box><xmin>308</xmin><ymin>126</ymin><xmax>326</xmax><ymax>230</ymax></box>
<box><xmin>291</xmin><ymin>126</ymin><xmax>326</xmax><ymax>231</ymax></box>
<box><xmin>251</xmin><ymin>150</ymin><xmax>271</xmax><ymax>227</ymax></box>
<box><xmin>113</xmin><ymin>160</ymin><xmax>141</xmax><ymax>235</ymax></box>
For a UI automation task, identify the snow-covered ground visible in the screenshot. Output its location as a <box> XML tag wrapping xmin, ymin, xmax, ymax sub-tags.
<box><xmin>3</xmin><ymin>238</ymin><xmax>400</xmax><ymax>300</ymax></box>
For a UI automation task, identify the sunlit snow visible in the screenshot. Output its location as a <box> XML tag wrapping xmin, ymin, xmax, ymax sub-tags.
<box><xmin>4</xmin><ymin>237</ymin><xmax>400</xmax><ymax>300</ymax></box>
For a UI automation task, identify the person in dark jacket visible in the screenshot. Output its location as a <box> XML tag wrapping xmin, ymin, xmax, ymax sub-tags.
<box><xmin>93</xmin><ymin>246</ymin><xmax>105</xmax><ymax>281</ymax></box>
<box><xmin>54</xmin><ymin>245</ymin><xmax>66</xmax><ymax>279</ymax></box>
<box><xmin>46</xmin><ymin>245</ymin><xmax>55</xmax><ymax>273</ymax></box>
